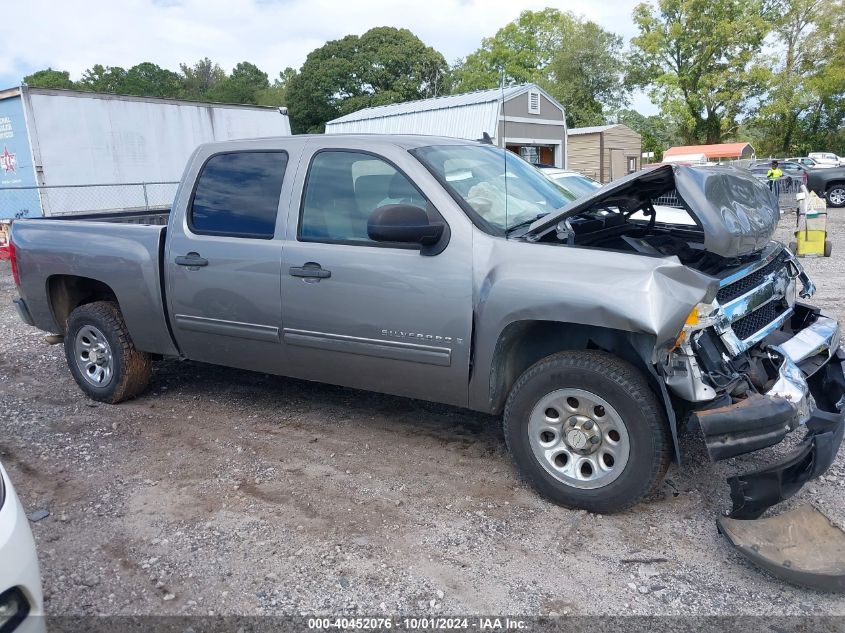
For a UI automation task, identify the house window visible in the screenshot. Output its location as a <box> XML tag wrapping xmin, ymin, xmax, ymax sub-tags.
<box><xmin>528</xmin><ymin>90</ymin><xmax>541</xmax><ymax>115</ymax></box>
<box><xmin>627</xmin><ymin>156</ymin><xmax>638</xmax><ymax>173</ymax></box>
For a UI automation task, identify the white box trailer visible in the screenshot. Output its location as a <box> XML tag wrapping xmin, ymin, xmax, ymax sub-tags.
<box><xmin>0</xmin><ymin>86</ymin><xmax>291</xmax><ymax>218</ymax></box>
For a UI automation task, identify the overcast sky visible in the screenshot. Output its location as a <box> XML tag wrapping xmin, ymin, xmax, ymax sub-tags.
<box><xmin>0</xmin><ymin>0</ymin><xmax>657</xmax><ymax>114</ymax></box>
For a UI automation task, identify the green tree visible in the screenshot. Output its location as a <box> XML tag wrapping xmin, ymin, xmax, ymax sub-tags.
<box><xmin>452</xmin><ymin>9</ymin><xmax>627</xmax><ymax>127</ymax></box>
<box><xmin>547</xmin><ymin>19</ymin><xmax>626</xmax><ymax>127</ymax></box>
<box><xmin>209</xmin><ymin>62</ymin><xmax>269</xmax><ymax>104</ymax></box>
<box><xmin>119</xmin><ymin>62</ymin><xmax>183</xmax><ymax>98</ymax></box>
<box><xmin>747</xmin><ymin>0</ymin><xmax>844</xmax><ymax>154</ymax></box>
<box><xmin>23</xmin><ymin>68</ymin><xmax>75</xmax><ymax>89</ymax></box>
<box><xmin>77</xmin><ymin>64</ymin><xmax>128</xmax><ymax>93</ymax></box>
<box><xmin>179</xmin><ymin>58</ymin><xmax>226</xmax><ymax>100</ymax></box>
<box><xmin>453</xmin><ymin>8</ymin><xmax>563</xmax><ymax>90</ymax></box>
<box><xmin>628</xmin><ymin>0</ymin><xmax>772</xmax><ymax>144</ymax></box>
<box><xmin>286</xmin><ymin>27</ymin><xmax>449</xmax><ymax>133</ymax></box>
<box><xmin>256</xmin><ymin>67</ymin><xmax>298</xmax><ymax>107</ymax></box>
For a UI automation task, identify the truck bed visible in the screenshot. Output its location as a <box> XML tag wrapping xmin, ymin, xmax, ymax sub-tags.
<box><xmin>11</xmin><ymin>217</ymin><xmax>179</xmax><ymax>357</ymax></box>
<box><xmin>42</xmin><ymin>208</ymin><xmax>170</xmax><ymax>226</ymax></box>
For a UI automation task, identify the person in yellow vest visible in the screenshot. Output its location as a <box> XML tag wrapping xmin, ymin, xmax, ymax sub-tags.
<box><xmin>767</xmin><ymin>160</ymin><xmax>783</xmax><ymax>180</ymax></box>
<box><xmin>767</xmin><ymin>160</ymin><xmax>783</xmax><ymax>197</ymax></box>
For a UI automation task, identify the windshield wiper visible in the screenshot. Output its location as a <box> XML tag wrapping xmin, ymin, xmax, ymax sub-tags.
<box><xmin>506</xmin><ymin>213</ymin><xmax>549</xmax><ymax>235</ymax></box>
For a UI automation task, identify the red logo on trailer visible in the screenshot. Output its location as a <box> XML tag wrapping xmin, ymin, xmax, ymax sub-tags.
<box><xmin>0</xmin><ymin>146</ymin><xmax>16</xmax><ymax>173</ymax></box>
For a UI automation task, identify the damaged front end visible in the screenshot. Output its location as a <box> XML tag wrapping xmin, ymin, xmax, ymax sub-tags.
<box><xmin>664</xmin><ymin>245</ymin><xmax>845</xmax><ymax>523</ymax></box>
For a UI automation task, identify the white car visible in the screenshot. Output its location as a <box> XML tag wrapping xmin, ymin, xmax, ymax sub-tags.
<box><xmin>536</xmin><ymin>167</ymin><xmax>603</xmax><ymax>198</ymax></box>
<box><xmin>0</xmin><ymin>462</ymin><xmax>44</xmax><ymax>633</ymax></box>
<box><xmin>808</xmin><ymin>152</ymin><xmax>845</xmax><ymax>167</ymax></box>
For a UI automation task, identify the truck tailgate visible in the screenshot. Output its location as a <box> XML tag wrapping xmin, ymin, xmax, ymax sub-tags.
<box><xmin>11</xmin><ymin>219</ymin><xmax>179</xmax><ymax>357</ymax></box>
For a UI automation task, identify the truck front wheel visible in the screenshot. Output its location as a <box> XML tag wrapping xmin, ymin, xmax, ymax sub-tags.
<box><xmin>64</xmin><ymin>301</ymin><xmax>152</xmax><ymax>403</ymax></box>
<box><xmin>503</xmin><ymin>350</ymin><xmax>670</xmax><ymax>513</ymax></box>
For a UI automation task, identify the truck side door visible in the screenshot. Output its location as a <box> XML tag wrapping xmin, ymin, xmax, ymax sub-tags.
<box><xmin>280</xmin><ymin>144</ymin><xmax>473</xmax><ymax>407</ymax></box>
<box><xmin>165</xmin><ymin>145</ymin><xmax>294</xmax><ymax>374</ymax></box>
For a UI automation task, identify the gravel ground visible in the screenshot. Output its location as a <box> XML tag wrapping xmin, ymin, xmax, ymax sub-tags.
<box><xmin>2</xmin><ymin>210</ymin><xmax>845</xmax><ymax>617</ymax></box>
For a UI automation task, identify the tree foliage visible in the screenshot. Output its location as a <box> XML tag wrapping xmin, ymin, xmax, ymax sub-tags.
<box><xmin>628</xmin><ymin>0</ymin><xmax>771</xmax><ymax>144</ymax></box>
<box><xmin>23</xmin><ymin>68</ymin><xmax>75</xmax><ymax>89</ymax></box>
<box><xmin>285</xmin><ymin>27</ymin><xmax>449</xmax><ymax>133</ymax></box>
<box><xmin>256</xmin><ymin>67</ymin><xmax>298</xmax><ymax>107</ymax></box>
<box><xmin>17</xmin><ymin>10</ymin><xmax>844</xmax><ymax>155</ymax></box>
<box><xmin>745</xmin><ymin>0</ymin><xmax>844</xmax><ymax>154</ymax></box>
<box><xmin>209</xmin><ymin>62</ymin><xmax>269</xmax><ymax>104</ymax></box>
<box><xmin>179</xmin><ymin>58</ymin><xmax>226</xmax><ymax>100</ymax></box>
<box><xmin>452</xmin><ymin>9</ymin><xmax>627</xmax><ymax>127</ymax></box>
<box><xmin>118</xmin><ymin>62</ymin><xmax>183</xmax><ymax>98</ymax></box>
<box><xmin>77</xmin><ymin>64</ymin><xmax>128</xmax><ymax>93</ymax></box>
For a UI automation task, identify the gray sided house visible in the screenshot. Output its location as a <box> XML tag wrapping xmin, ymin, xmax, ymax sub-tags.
<box><xmin>567</xmin><ymin>124</ymin><xmax>642</xmax><ymax>183</ymax></box>
<box><xmin>325</xmin><ymin>84</ymin><xmax>568</xmax><ymax>168</ymax></box>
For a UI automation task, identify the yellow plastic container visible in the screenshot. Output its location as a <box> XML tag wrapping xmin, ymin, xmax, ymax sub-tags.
<box><xmin>795</xmin><ymin>229</ymin><xmax>827</xmax><ymax>256</ymax></box>
<box><xmin>793</xmin><ymin>212</ymin><xmax>830</xmax><ymax>257</ymax></box>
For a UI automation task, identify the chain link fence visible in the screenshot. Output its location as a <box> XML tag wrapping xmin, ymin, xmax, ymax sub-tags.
<box><xmin>0</xmin><ymin>182</ymin><xmax>178</xmax><ymax>219</ymax></box>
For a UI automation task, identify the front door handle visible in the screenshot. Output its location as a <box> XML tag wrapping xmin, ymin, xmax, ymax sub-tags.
<box><xmin>175</xmin><ymin>253</ymin><xmax>208</xmax><ymax>267</ymax></box>
<box><xmin>289</xmin><ymin>263</ymin><xmax>331</xmax><ymax>280</ymax></box>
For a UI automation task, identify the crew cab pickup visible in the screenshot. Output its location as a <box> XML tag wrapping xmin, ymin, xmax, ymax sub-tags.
<box><xmin>9</xmin><ymin>135</ymin><xmax>845</xmax><ymax>516</ymax></box>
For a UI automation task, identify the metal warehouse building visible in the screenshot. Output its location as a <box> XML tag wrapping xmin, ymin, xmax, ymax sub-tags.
<box><xmin>325</xmin><ymin>83</ymin><xmax>568</xmax><ymax>168</ymax></box>
<box><xmin>566</xmin><ymin>124</ymin><xmax>642</xmax><ymax>184</ymax></box>
<box><xmin>0</xmin><ymin>86</ymin><xmax>291</xmax><ymax>218</ymax></box>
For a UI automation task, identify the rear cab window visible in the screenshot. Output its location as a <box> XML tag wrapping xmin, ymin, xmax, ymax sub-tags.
<box><xmin>190</xmin><ymin>151</ymin><xmax>288</xmax><ymax>239</ymax></box>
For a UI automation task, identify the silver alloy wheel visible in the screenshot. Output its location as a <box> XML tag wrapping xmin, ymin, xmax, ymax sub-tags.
<box><xmin>528</xmin><ymin>388</ymin><xmax>630</xmax><ymax>489</ymax></box>
<box><xmin>74</xmin><ymin>325</ymin><xmax>114</xmax><ymax>387</ymax></box>
<box><xmin>829</xmin><ymin>186</ymin><xmax>845</xmax><ymax>206</ymax></box>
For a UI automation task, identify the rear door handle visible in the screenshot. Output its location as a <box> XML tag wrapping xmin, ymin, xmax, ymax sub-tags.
<box><xmin>175</xmin><ymin>253</ymin><xmax>208</xmax><ymax>267</ymax></box>
<box><xmin>289</xmin><ymin>263</ymin><xmax>331</xmax><ymax>279</ymax></box>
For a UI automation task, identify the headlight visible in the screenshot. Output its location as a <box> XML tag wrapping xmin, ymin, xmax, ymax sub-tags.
<box><xmin>673</xmin><ymin>301</ymin><xmax>720</xmax><ymax>350</ymax></box>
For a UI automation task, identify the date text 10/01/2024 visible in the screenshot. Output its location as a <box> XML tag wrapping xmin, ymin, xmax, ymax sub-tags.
<box><xmin>307</xmin><ymin>617</ymin><xmax>528</xmax><ymax>630</ymax></box>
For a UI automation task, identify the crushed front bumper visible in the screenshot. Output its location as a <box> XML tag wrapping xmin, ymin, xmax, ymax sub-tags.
<box><xmin>689</xmin><ymin>312</ymin><xmax>845</xmax><ymax>518</ymax></box>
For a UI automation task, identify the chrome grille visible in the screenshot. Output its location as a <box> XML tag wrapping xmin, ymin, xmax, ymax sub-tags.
<box><xmin>714</xmin><ymin>246</ymin><xmax>797</xmax><ymax>356</ymax></box>
<box><xmin>731</xmin><ymin>301</ymin><xmax>791</xmax><ymax>341</ymax></box>
<box><xmin>717</xmin><ymin>251</ymin><xmax>790</xmax><ymax>303</ymax></box>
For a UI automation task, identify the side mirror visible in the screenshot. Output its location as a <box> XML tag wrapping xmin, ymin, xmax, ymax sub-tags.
<box><xmin>367</xmin><ymin>204</ymin><xmax>445</xmax><ymax>246</ymax></box>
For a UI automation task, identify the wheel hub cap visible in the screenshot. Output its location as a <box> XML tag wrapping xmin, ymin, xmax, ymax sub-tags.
<box><xmin>564</xmin><ymin>416</ymin><xmax>601</xmax><ymax>454</ymax></box>
<box><xmin>74</xmin><ymin>325</ymin><xmax>114</xmax><ymax>387</ymax></box>
<box><xmin>528</xmin><ymin>388</ymin><xmax>631</xmax><ymax>490</ymax></box>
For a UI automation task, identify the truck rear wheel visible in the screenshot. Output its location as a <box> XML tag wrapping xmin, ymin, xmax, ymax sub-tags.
<box><xmin>64</xmin><ymin>301</ymin><xmax>152</xmax><ymax>403</ymax></box>
<box><xmin>503</xmin><ymin>350</ymin><xmax>670</xmax><ymax>513</ymax></box>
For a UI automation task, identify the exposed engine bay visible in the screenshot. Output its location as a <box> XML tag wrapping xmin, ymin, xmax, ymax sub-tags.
<box><xmin>524</xmin><ymin>163</ymin><xmax>781</xmax><ymax>270</ymax></box>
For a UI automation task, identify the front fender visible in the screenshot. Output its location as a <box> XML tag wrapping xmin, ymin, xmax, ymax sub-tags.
<box><xmin>468</xmin><ymin>237</ymin><xmax>716</xmax><ymax>412</ymax></box>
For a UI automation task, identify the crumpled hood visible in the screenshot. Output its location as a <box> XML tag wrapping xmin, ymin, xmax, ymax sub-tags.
<box><xmin>526</xmin><ymin>164</ymin><xmax>780</xmax><ymax>258</ymax></box>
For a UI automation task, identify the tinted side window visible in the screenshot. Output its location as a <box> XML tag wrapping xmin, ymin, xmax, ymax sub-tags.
<box><xmin>190</xmin><ymin>151</ymin><xmax>288</xmax><ymax>238</ymax></box>
<box><xmin>299</xmin><ymin>151</ymin><xmax>427</xmax><ymax>244</ymax></box>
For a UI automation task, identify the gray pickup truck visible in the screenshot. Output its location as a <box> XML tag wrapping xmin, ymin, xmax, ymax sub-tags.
<box><xmin>9</xmin><ymin>135</ymin><xmax>845</xmax><ymax>518</ymax></box>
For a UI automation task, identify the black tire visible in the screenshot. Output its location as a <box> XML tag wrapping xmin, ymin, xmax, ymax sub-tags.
<box><xmin>503</xmin><ymin>350</ymin><xmax>670</xmax><ymax>513</ymax></box>
<box><xmin>826</xmin><ymin>184</ymin><xmax>845</xmax><ymax>208</ymax></box>
<box><xmin>64</xmin><ymin>301</ymin><xmax>152</xmax><ymax>403</ymax></box>
<box><xmin>824</xmin><ymin>239</ymin><xmax>833</xmax><ymax>257</ymax></box>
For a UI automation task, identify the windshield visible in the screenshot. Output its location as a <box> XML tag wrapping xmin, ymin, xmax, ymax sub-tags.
<box><xmin>412</xmin><ymin>145</ymin><xmax>575</xmax><ymax>232</ymax></box>
<box><xmin>548</xmin><ymin>173</ymin><xmax>602</xmax><ymax>199</ymax></box>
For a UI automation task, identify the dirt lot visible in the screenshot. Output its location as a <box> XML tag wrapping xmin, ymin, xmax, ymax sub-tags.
<box><xmin>2</xmin><ymin>210</ymin><xmax>845</xmax><ymax>617</ymax></box>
